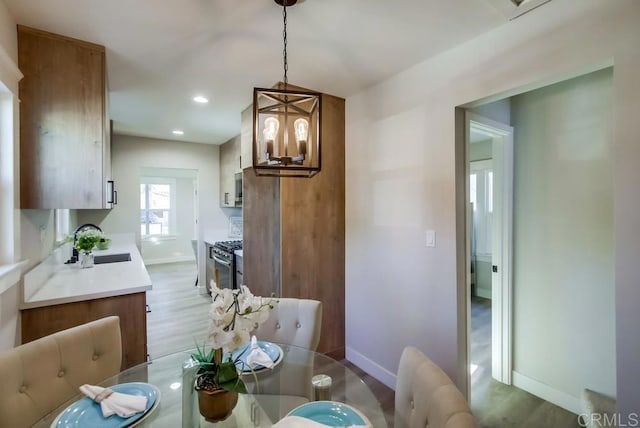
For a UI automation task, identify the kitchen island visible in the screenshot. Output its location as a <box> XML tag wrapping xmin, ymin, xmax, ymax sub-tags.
<box><xmin>20</xmin><ymin>234</ymin><xmax>151</xmax><ymax>369</ymax></box>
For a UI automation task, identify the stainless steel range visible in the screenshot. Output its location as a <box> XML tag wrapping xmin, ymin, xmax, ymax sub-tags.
<box><xmin>206</xmin><ymin>240</ymin><xmax>242</xmax><ymax>293</ymax></box>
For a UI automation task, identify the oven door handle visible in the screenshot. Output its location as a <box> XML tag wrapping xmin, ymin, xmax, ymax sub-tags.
<box><xmin>213</xmin><ymin>256</ymin><xmax>231</xmax><ymax>267</ymax></box>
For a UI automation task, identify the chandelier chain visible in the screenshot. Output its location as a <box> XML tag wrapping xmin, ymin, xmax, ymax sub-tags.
<box><xmin>282</xmin><ymin>4</ymin><xmax>288</xmax><ymax>86</ymax></box>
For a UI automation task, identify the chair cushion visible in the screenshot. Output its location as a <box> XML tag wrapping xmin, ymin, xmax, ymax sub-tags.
<box><xmin>254</xmin><ymin>298</ymin><xmax>322</xmax><ymax>351</ymax></box>
<box><xmin>394</xmin><ymin>346</ymin><xmax>477</xmax><ymax>428</ymax></box>
<box><xmin>0</xmin><ymin>316</ymin><xmax>122</xmax><ymax>428</ymax></box>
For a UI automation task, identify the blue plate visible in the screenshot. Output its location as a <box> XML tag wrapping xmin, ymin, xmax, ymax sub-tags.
<box><xmin>52</xmin><ymin>382</ymin><xmax>160</xmax><ymax>428</ymax></box>
<box><xmin>287</xmin><ymin>401</ymin><xmax>369</xmax><ymax>427</ymax></box>
<box><xmin>229</xmin><ymin>341</ymin><xmax>283</xmax><ymax>373</ymax></box>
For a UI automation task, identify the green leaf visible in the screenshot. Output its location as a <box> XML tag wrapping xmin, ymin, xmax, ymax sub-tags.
<box><xmin>216</xmin><ymin>362</ymin><xmax>239</xmax><ymax>384</ymax></box>
<box><xmin>215</xmin><ymin>361</ymin><xmax>247</xmax><ymax>393</ymax></box>
<box><xmin>219</xmin><ymin>378</ymin><xmax>247</xmax><ymax>394</ymax></box>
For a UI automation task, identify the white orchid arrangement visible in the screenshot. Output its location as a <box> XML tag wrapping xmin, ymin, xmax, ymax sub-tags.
<box><xmin>193</xmin><ymin>285</ymin><xmax>274</xmax><ymax>394</ymax></box>
<box><xmin>208</xmin><ymin>284</ymin><xmax>274</xmax><ymax>352</ymax></box>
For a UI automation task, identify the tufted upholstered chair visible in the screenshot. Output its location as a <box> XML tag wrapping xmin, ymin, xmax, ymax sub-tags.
<box><xmin>253</xmin><ymin>298</ymin><xmax>322</xmax><ymax>351</ymax></box>
<box><xmin>0</xmin><ymin>316</ymin><xmax>122</xmax><ymax>428</ymax></box>
<box><xmin>395</xmin><ymin>346</ymin><xmax>477</xmax><ymax>428</ymax></box>
<box><xmin>248</xmin><ymin>298</ymin><xmax>322</xmax><ymax>421</ymax></box>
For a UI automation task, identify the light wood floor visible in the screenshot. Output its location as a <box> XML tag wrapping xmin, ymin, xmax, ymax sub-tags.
<box><xmin>146</xmin><ymin>261</ymin><xmax>211</xmax><ymax>359</ymax></box>
<box><xmin>470</xmin><ymin>296</ymin><xmax>582</xmax><ymax>428</ymax></box>
<box><xmin>145</xmin><ymin>263</ymin><xmax>582</xmax><ymax>427</ymax></box>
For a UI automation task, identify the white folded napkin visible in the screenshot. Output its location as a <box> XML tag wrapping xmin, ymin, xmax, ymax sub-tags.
<box><xmin>272</xmin><ymin>415</ymin><xmax>330</xmax><ymax>428</ymax></box>
<box><xmin>79</xmin><ymin>384</ymin><xmax>148</xmax><ymax>418</ymax></box>
<box><xmin>245</xmin><ymin>335</ymin><xmax>275</xmax><ymax>369</ymax></box>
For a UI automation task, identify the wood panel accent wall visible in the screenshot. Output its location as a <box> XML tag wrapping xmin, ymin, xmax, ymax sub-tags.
<box><xmin>243</xmin><ymin>88</ymin><xmax>346</xmax><ymax>358</ymax></box>
<box><xmin>21</xmin><ymin>293</ymin><xmax>147</xmax><ymax>370</ymax></box>
<box><xmin>243</xmin><ymin>170</ymin><xmax>280</xmax><ymax>299</ymax></box>
<box><xmin>18</xmin><ymin>25</ymin><xmax>109</xmax><ymax>209</ymax></box>
<box><xmin>281</xmin><ymin>92</ymin><xmax>345</xmax><ymax>358</ymax></box>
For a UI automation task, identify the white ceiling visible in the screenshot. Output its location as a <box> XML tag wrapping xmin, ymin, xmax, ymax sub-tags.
<box><xmin>5</xmin><ymin>0</ymin><xmax>512</xmax><ymax>145</ymax></box>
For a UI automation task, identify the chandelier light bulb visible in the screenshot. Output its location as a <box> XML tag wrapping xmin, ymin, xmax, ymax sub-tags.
<box><xmin>263</xmin><ymin>117</ymin><xmax>279</xmax><ymax>158</ymax></box>
<box><xmin>293</xmin><ymin>118</ymin><xmax>309</xmax><ymax>156</ymax></box>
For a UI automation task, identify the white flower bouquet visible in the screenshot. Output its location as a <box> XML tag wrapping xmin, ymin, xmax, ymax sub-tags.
<box><xmin>192</xmin><ymin>285</ymin><xmax>274</xmax><ymax>394</ymax></box>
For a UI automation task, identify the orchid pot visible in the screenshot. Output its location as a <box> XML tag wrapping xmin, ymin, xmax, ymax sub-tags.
<box><xmin>192</xmin><ymin>285</ymin><xmax>274</xmax><ymax>421</ymax></box>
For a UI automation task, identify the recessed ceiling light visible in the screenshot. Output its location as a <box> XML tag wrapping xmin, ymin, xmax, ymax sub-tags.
<box><xmin>193</xmin><ymin>95</ymin><xmax>209</xmax><ymax>104</ymax></box>
<box><xmin>172</xmin><ymin>129</ymin><xmax>184</xmax><ymax>135</ymax></box>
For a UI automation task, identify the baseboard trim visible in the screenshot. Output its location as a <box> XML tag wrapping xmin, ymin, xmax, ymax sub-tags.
<box><xmin>346</xmin><ymin>346</ymin><xmax>397</xmax><ymax>390</ymax></box>
<box><xmin>143</xmin><ymin>256</ymin><xmax>195</xmax><ymax>266</ymax></box>
<box><xmin>512</xmin><ymin>371</ymin><xmax>581</xmax><ymax>414</ymax></box>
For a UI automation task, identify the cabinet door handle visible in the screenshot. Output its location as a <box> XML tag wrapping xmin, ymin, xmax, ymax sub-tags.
<box><xmin>107</xmin><ymin>180</ymin><xmax>118</xmax><ymax>205</ymax></box>
<box><xmin>224</xmin><ymin>192</ymin><xmax>229</xmax><ymax>205</ymax></box>
<box><xmin>107</xmin><ymin>180</ymin><xmax>113</xmax><ymax>203</ymax></box>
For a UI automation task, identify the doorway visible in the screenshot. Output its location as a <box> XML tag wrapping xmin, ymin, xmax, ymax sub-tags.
<box><xmin>139</xmin><ymin>167</ymin><xmax>198</xmax><ymax>265</ymax></box>
<box><xmin>467</xmin><ymin>113</ymin><xmax>514</xmax><ymax>396</ymax></box>
<box><xmin>458</xmin><ymin>68</ymin><xmax>616</xmax><ymax>426</ymax></box>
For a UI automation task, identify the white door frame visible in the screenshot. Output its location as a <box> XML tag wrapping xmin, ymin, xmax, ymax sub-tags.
<box><xmin>466</xmin><ymin>112</ymin><xmax>514</xmax><ymax>385</ymax></box>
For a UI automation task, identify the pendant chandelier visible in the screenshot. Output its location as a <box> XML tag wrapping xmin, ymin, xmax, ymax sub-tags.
<box><xmin>252</xmin><ymin>0</ymin><xmax>321</xmax><ymax>178</ymax></box>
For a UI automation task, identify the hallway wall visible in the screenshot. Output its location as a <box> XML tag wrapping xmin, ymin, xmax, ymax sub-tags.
<box><xmin>511</xmin><ymin>68</ymin><xmax>614</xmax><ymax>411</ymax></box>
<box><xmin>345</xmin><ymin>0</ymin><xmax>640</xmax><ymax>416</ymax></box>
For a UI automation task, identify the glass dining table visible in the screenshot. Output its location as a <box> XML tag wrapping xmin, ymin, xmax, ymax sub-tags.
<box><xmin>35</xmin><ymin>343</ymin><xmax>388</xmax><ymax>427</ymax></box>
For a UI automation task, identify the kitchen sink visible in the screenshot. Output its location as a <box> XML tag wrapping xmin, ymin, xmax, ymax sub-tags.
<box><xmin>94</xmin><ymin>253</ymin><xmax>131</xmax><ymax>264</ymax></box>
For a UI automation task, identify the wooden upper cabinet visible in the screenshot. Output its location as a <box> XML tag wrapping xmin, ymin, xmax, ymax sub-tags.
<box><xmin>219</xmin><ymin>134</ymin><xmax>242</xmax><ymax>207</ymax></box>
<box><xmin>240</xmin><ymin>105</ymin><xmax>253</xmax><ymax>170</ymax></box>
<box><xmin>18</xmin><ymin>25</ymin><xmax>113</xmax><ymax>209</ymax></box>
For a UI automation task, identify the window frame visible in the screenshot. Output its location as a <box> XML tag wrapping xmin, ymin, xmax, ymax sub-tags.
<box><xmin>0</xmin><ymin>82</ymin><xmax>16</xmax><ymax>265</ymax></box>
<box><xmin>140</xmin><ymin>177</ymin><xmax>176</xmax><ymax>239</ymax></box>
<box><xmin>54</xmin><ymin>209</ymin><xmax>71</xmax><ymax>244</ymax></box>
<box><xmin>470</xmin><ymin>160</ymin><xmax>494</xmax><ymax>257</ymax></box>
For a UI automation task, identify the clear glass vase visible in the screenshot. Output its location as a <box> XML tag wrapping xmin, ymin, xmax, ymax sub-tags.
<box><xmin>79</xmin><ymin>250</ymin><xmax>94</xmax><ymax>268</ymax></box>
<box><xmin>182</xmin><ymin>358</ymin><xmax>199</xmax><ymax>428</ymax></box>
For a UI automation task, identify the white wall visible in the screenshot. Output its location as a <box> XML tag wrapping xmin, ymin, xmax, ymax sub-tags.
<box><xmin>0</xmin><ymin>0</ymin><xmax>66</xmax><ymax>350</ymax></box>
<box><xmin>345</xmin><ymin>0</ymin><xmax>640</xmax><ymax>416</ymax></box>
<box><xmin>511</xmin><ymin>68</ymin><xmax>614</xmax><ymax>410</ymax></box>
<box><xmin>77</xmin><ymin>135</ymin><xmax>229</xmax><ymax>285</ymax></box>
<box><xmin>469</xmin><ymin>140</ymin><xmax>492</xmax><ymax>162</ymax></box>
<box><xmin>0</xmin><ymin>0</ymin><xmax>16</xmax><ymax>63</ymax></box>
<box><xmin>472</xmin><ymin>98</ymin><xmax>511</xmax><ymax>126</ymax></box>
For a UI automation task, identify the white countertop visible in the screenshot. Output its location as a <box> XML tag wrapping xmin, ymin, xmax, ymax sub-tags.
<box><xmin>21</xmin><ymin>233</ymin><xmax>152</xmax><ymax>310</ymax></box>
<box><xmin>235</xmin><ymin>249</ymin><xmax>243</xmax><ymax>257</ymax></box>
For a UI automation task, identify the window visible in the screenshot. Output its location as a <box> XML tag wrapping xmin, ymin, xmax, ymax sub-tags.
<box><xmin>54</xmin><ymin>209</ymin><xmax>70</xmax><ymax>243</ymax></box>
<box><xmin>469</xmin><ymin>173</ymin><xmax>477</xmax><ymax>211</ymax></box>
<box><xmin>487</xmin><ymin>171</ymin><xmax>493</xmax><ymax>213</ymax></box>
<box><xmin>140</xmin><ymin>178</ymin><xmax>175</xmax><ymax>237</ymax></box>
<box><xmin>470</xmin><ymin>160</ymin><xmax>493</xmax><ymax>255</ymax></box>
<box><xmin>0</xmin><ymin>49</ymin><xmax>22</xmax><ymax>268</ymax></box>
<box><xmin>0</xmin><ymin>84</ymin><xmax>15</xmax><ymax>264</ymax></box>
